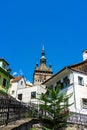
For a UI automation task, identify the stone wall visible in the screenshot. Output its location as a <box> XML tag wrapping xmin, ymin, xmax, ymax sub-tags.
<box><xmin>65</xmin><ymin>124</ymin><xmax>87</xmax><ymax>130</ymax></box>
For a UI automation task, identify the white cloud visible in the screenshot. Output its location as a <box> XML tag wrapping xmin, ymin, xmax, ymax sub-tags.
<box><xmin>19</xmin><ymin>69</ymin><xmax>24</xmax><ymax>76</ymax></box>
<box><xmin>25</xmin><ymin>78</ymin><xmax>32</xmax><ymax>86</ymax></box>
<box><xmin>12</xmin><ymin>72</ymin><xmax>18</xmax><ymax>76</ymax></box>
<box><xmin>27</xmin><ymin>81</ymin><xmax>32</xmax><ymax>85</ymax></box>
<box><xmin>13</xmin><ymin>69</ymin><xmax>24</xmax><ymax>77</ymax></box>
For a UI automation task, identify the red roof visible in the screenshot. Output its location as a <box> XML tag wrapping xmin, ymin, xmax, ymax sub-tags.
<box><xmin>11</xmin><ymin>76</ymin><xmax>23</xmax><ymax>82</ymax></box>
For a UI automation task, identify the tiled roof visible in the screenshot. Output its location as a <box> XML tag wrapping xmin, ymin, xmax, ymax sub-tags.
<box><xmin>35</xmin><ymin>64</ymin><xmax>52</xmax><ymax>72</ymax></box>
<box><xmin>68</xmin><ymin>60</ymin><xmax>87</xmax><ymax>74</ymax></box>
<box><xmin>11</xmin><ymin>76</ymin><xmax>23</xmax><ymax>82</ymax></box>
<box><xmin>40</xmin><ymin>64</ymin><xmax>52</xmax><ymax>71</ymax></box>
<box><xmin>42</xmin><ymin>60</ymin><xmax>87</xmax><ymax>85</ymax></box>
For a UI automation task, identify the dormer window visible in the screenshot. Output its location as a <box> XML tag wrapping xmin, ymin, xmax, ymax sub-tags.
<box><xmin>0</xmin><ymin>59</ymin><xmax>9</xmax><ymax>70</ymax></box>
<box><xmin>3</xmin><ymin>62</ymin><xmax>6</xmax><ymax>69</ymax></box>
<box><xmin>2</xmin><ymin>62</ymin><xmax>7</xmax><ymax>69</ymax></box>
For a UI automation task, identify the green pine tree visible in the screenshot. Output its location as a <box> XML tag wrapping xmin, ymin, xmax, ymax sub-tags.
<box><xmin>38</xmin><ymin>85</ymin><xmax>73</xmax><ymax>130</ymax></box>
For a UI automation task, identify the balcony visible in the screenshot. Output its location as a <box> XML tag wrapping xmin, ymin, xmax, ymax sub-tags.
<box><xmin>68</xmin><ymin>112</ymin><xmax>87</xmax><ymax>125</ymax></box>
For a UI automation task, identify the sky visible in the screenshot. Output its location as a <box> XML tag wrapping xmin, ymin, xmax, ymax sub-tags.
<box><xmin>0</xmin><ymin>0</ymin><xmax>87</xmax><ymax>83</ymax></box>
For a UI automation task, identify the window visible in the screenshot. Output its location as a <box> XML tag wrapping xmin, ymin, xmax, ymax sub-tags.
<box><xmin>18</xmin><ymin>94</ymin><xmax>22</xmax><ymax>100</ymax></box>
<box><xmin>63</xmin><ymin>76</ymin><xmax>70</xmax><ymax>87</ymax></box>
<box><xmin>31</xmin><ymin>92</ymin><xmax>36</xmax><ymax>99</ymax></box>
<box><xmin>56</xmin><ymin>81</ymin><xmax>61</xmax><ymax>86</ymax></box>
<box><xmin>44</xmin><ymin>75</ymin><xmax>46</xmax><ymax>80</ymax></box>
<box><xmin>56</xmin><ymin>81</ymin><xmax>63</xmax><ymax>90</ymax></box>
<box><xmin>39</xmin><ymin>74</ymin><xmax>42</xmax><ymax>80</ymax></box>
<box><xmin>12</xmin><ymin>90</ymin><xmax>15</xmax><ymax>95</ymax></box>
<box><xmin>3</xmin><ymin>62</ymin><xmax>6</xmax><ymax>69</ymax></box>
<box><xmin>21</xmin><ymin>81</ymin><xmax>23</xmax><ymax>85</ymax></box>
<box><xmin>82</xmin><ymin>98</ymin><xmax>87</xmax><ymax>109</ymax></box>
<box><xmin>78</xmin><ymin>76</ymin><xmax>84</xmax><ymax>85</ymax></box>
<box><xmin>3</xmin><ymin>78</ymin><xmax>7</xmax><ymax>87</ymax></box>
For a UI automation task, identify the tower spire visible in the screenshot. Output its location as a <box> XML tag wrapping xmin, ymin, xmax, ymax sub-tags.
<box><xmin>40</xmin><ymin>45</ymin><xmax>46</xmax><ymax>64</ymax></box>
<box><xmin>42</xmin><ymin>44</ymin><xmax>45</xmax><ymax>56</ymax></box>
<box><xmin>42</xmin><ymin>44</ymin><xmax>44</xmax><ymax>51</ymax></box>
<box><xmin>33</xmin><ymin>45</ymin><xmax>53</xmax><ymax>85</ymax></box>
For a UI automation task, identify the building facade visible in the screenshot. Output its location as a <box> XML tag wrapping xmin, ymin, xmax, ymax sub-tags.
<box><xmin>33</xmin><ymin>46</ymin><xmax>53</xmax><ymax>85</ymax></box>
<box><xmin>9</xmin><ymin>76</ymin><xmax>27</xmax><ymax>100</ymax></box>
<box><xmin>42</xmin><ymin>50</ymin><xmax>87</xmax><ymax>114</ymax></box>
<box><xmin>0</xmin><ymin>58</ymin><xmax>13</xmax><ymax>93</ymax></box>
<box><xmin>9</xmin><ymin>76</ymin><xmax>46</xmax><ymax>105</ymax></box>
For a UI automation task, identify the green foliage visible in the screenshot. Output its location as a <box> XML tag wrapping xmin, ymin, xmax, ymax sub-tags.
<box><xmin>42</xmin><ymin>126</ymin><xmax>51</xmax><ymax>130</ymax></box>
<box><xmin>38</xmin><ymin>85</ymin><xmax>73</xmax><ymax>130</ymax></box>
<box><xmin>30</xmin><ymin>128</ymin><xmax>37</xmax><ymax>130</ymax></box>
<box><xmin>23</xmin><ymin>112</ymin><xmax>30</xmax><ymax>118</ymax></box>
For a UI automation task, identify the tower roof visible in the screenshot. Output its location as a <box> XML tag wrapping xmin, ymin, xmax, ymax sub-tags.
<box><xmin>40</xmin><ymin>45</ymin><xmax>46</xmax><ymax>64</ymax></box>
<box><xmin>34</xmin><ymin>45</ymin><xmax>53</xmax><ymax>73</ymax></box>
<box><xmin>33</xmin><ymin>45</ymin><xmax>53</xmax><ymax>85</ymax></box>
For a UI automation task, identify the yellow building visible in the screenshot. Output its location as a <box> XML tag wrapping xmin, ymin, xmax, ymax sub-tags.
<box><xmin>0</xmin><ymin>58</ymin><xmax>13</xmax><ymax>93</ymax></box>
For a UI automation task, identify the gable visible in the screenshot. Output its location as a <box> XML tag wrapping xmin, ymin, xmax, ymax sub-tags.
<box><xmin>68</xmin><ymin>60</ymin><xmax>87</xmax><ymax>74</ymax></box>
<box><xmin>18</xmin><ymin>78</ymin><xmax>26</xmax><ymax>89</ymax></box>
<box><xmin>11</xmin><ymin>76</ymin><xmax>26</xmax><ymax>89</ymax></box>
<box><xmin>11</xmin><ymin>76</ymin><xmax>22</xmax><ymax>82</ymax></box>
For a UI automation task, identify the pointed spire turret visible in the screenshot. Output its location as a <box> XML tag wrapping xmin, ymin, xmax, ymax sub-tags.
<box><xmin>33</xmin><ymin>44</ymin><xmax>53</xmax><ymax>85</ymax></box>
<box><xmin>42</xmin><ymin>44</ymin><xmax>44</xmax><ymax>51</ymax></box>
<box><xmin>40</xmin><ymin>45</ymin><xmax>46</xmax><ymax>65</ymax></box>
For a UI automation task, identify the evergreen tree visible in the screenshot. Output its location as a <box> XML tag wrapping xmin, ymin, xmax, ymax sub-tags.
<box><xmin>38</xmin><ymin>85</ymin><xmax>73</xmax><ymax>130</ymax></box>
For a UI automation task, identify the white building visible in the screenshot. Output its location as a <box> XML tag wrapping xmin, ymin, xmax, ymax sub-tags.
<box><xmin>42</xmin><ymin>50</ymin><xmax>87</xmax><ymax>114</ymax></box>
<box><xmin>9</xmin><ymin>76</ymin><xmax>46</xmax><ymax>105</ymax></box>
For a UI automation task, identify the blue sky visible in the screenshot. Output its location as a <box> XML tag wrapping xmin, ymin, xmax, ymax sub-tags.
<box><xmin>0</xmin><ymin>0</ymin><xmax>87</xmax><ymax>82</ymax></box>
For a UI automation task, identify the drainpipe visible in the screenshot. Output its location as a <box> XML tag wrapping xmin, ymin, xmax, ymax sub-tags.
<box><xmin>67</xmin><ymin>68</ymin><xmax>77</xmax><ymax>111</ymax></box>
<box><xmin>72</xmin><ymin>72</ymin><xmax>77</xmax><ymax>111</ymax></box>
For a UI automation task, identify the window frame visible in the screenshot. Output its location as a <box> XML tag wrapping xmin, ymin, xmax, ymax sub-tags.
<box><xmin>21</xmin><ymin>81</ymin><xmax>23</xmax><ymax>85</ymax></box>
<box><xmin>18</xmin><ymin>94</ymin><xmax>22</xmax><ymax>101</ymax></box>
<box><xmin>12</xmin><ymin>90</ymin><xmax>15</xmax><ymax>95</ymax></box>
<box><xmin>78</xmin><ymin>76</ymin><xmax>84</xmax><ymax>86</ymax></box>
<box><xmin>31</xmin><ymin>91</ymin><xmax>36</xmax><ymax>99</ymax></box>
<box><xmin>82</xmin><ymin>98</ymin><xmax>87</xmax><ymax>109</ymax></box>
<box><xmin>63</xmin><ymin>76</ymin><xmax>70</xmax><ymax>88</ymax></box>
<box><xmin>3</xmin><ymin>78</ymin><xmax>7</xmax><ymax>87</ymax></box>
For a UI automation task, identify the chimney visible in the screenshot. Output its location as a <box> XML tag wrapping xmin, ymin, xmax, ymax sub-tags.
<box><xmin>82</xmin><ymin>50</ymin><xmax>87</xmax><ymax>61</ymax></box>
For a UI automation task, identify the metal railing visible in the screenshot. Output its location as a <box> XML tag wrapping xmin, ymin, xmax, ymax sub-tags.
<box><xmin>68</xmin><ymin>112</ymin><xmax>87</xmax><ymax>125</ymax></box>
<box><xmin>0</xmin><ymin>91</ymin><xmax>29</xmax><ymax>126</ymax></box>
<box><xmin>28</xmin><ymin>102</ymin><xmax>87</xmax><ymax>125</ymax></box>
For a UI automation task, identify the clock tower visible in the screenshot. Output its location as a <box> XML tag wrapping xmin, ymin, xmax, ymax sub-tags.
<box><xmin>33</xmin><ymin>45</ymin><xmax>53</xmax><ymax>85</ymax></box>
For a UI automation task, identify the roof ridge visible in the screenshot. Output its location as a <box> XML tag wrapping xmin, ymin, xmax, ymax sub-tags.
<box><xmin>11</xmin><ymin>76</ymin><xmax>23</xmax><ymax>82</ymax></box>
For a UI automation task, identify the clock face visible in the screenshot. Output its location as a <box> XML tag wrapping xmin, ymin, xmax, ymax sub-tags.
<box><xmin>39</xmin><ymin>74</ymin><xmax>46</xmax><ymax>81</ymax></box>
<box><xmin>39</xmin><ymin>74</ymin><xmax>43</xmax><ymax>79</ymax></box>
